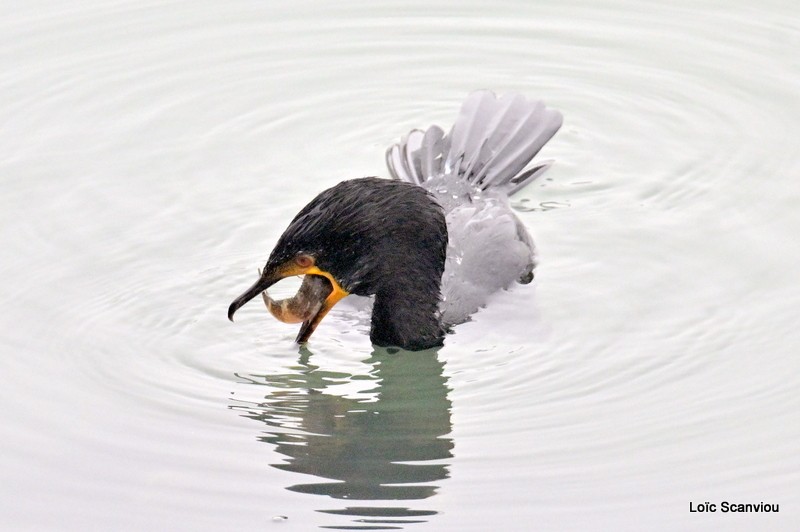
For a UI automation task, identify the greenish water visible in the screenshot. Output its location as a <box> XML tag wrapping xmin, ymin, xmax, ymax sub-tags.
<box><xmin>1</xmin><ymin>1</ymin><xmax>799</xmax><ymax>530</ymax></box>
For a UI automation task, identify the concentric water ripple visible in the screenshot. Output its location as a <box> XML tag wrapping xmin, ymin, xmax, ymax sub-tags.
<box><xmin>1</xmin><ymin>0</ymin><xmax>799</xmax><ymax>530</ymax></box>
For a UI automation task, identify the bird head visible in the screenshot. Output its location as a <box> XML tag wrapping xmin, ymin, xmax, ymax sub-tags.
<box><xmin>228</xmin><ymin>177</ymin><xmax>448</xmax><ymax>347</ymax></box>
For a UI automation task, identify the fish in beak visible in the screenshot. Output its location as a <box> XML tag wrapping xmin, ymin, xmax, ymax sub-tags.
<box><xmin>228</xmin><ymin>260</ymin><xmax>348</xmax><ymax>343</ymax></box>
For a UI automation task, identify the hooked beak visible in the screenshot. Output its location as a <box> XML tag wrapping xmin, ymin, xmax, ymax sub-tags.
<box><xmin>228</xmin><ymin>263</ymin><xmax>349</xmax><ymax>344</ymax></box>
<box><xmin>227</xmin><ymin>272</ymin><xmax>279</xmax><ymax>322</ymax></box>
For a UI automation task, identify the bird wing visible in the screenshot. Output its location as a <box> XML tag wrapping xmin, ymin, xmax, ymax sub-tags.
<box><xmin>385</xmin><ymin>91</ymin><xmax>562</xmax><ymax>324</ymax></box>
<box><xmin>439</xmin><ymin>197</ymin><xmax>535</xmax><ymax>326</ymax></box>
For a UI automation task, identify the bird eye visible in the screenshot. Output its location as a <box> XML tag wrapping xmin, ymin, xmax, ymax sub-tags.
<box><xmin>295</xmin><ymin>255</ymin><xmax>313</xmax><ymax>268</ymax></box>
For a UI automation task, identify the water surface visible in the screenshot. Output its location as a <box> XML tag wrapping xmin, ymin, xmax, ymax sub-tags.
<box><xmin>1</xmin><ymin>0</ymin><xmax>799</xmax><ymax>530</ymax></box>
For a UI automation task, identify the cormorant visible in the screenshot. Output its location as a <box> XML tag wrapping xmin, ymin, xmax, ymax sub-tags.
<box><xmin>228</xmin><ymin>91</ymin><xmax>563</xmax><ymax>351</ymax></box>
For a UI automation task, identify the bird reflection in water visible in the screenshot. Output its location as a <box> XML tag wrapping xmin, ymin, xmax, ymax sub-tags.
<box><xmin>230</xmin><ymin>347</ymin><xmax>453</xmax><ymax>529</ymax></box>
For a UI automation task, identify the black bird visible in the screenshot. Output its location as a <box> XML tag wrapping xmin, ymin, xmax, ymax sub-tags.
<box><xmin>228</xmin><ymin>91</ymin><xmax>563</xmax><ymax>351</ymax></box>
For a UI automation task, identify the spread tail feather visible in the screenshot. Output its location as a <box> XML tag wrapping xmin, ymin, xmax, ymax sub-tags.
<box><xmin>386</xmin><ymin>91</ymin><xmax>562</xmax><ymax>195</ymax></box>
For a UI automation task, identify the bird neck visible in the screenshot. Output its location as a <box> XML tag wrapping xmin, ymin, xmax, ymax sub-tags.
<box><xmin>369</xmin><ymin>283</ymin><xmax>444</xmax><ymax>351</ymax></box>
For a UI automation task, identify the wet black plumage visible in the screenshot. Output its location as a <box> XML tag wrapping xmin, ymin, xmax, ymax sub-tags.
<box><xmin>271</xmin><ymin>177</ymin><xmax>449</xmax><ymax>350</ymax></box>
<box><xmin>228</xmin><ymin>91</ymin><xmax>563</xmax><ymax>351</ymax></box>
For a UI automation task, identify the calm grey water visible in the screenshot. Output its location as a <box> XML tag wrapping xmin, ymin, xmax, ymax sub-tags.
<box><xmin>2</xmin><ymin>1</ymin><xmax>799</xmax><ymax>530</ymax></box>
